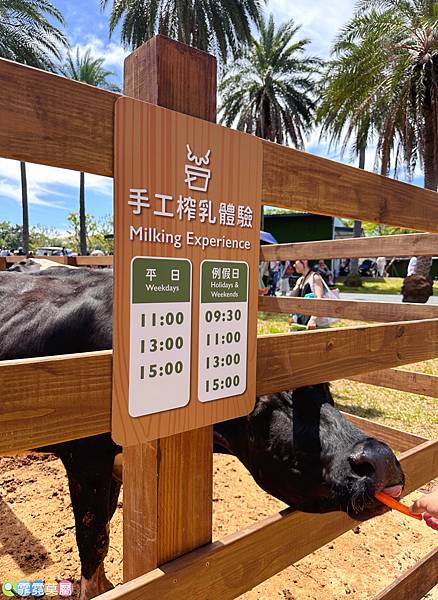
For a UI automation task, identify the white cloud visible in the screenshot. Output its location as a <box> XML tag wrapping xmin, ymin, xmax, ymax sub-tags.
<box><xmin>268</xmin><ymin>0</ymin><xmax>354</xmax><ymax>57</ymax></box>
<box><xmin>0</xmin><ymin>158</ymin><xmax>113</xmax><ymax>211</ymax></box>
<box><xmin>68</xmin><ymin>35</ymin><xmax>129</xmax><ymax>77</ymax></box>
<box><xmin>0</xmin><ymin>178</ymin><xmax>68</xmax><ymax>210</ymax></box>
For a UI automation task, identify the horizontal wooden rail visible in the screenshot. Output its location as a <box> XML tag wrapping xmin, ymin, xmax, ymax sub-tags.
<box><xmin>256</xmin><ymin>319</ymin><xmax>438</xmax><ymax>396</ymax></box>
<box><xmin>348</xmin><ymin>368</ymin><xmax>438</xmax><ymax>398</ymax></box>
<box><xmin>0</xmin><ymin>351</ymin><xmax>112</xmax><ymax>452</ymax></box>
<box><xmin>1</xmin><ymin>319</ymin><xmax>437</xmax><ymax>453</ymax></box>
<box><xmin>372</xmin><ymin>546</ymin><xmax>438</xmax><ymax>600</ymax></box>
<box><xmin>258</xmin><ymin>295</ymin><xmax>438</xmax><ymax>322</ymax></box>
<box><xmin>341</xmin><ymin>413</ymin><xmax>426</xmax><ymax>452</ymax></box>
<box><xmin>1</xmin><ymin>58</ymin><xmax>438</xmax><ymax>231</ymax></box>
<box><xmin>260</xmin><ymin>233</ymin><xmax>438</xmax><ymax>261</ymax></box>
<box><xmin>0</xmin><ymin>256</ymin><xmax>114</xmax><ymax>269</ymax></box>
<box><xmin>262</xmin><ymin>141</ymin><xmax>438</xmax><ymax>232</ymax></box>
<box><xmin>94</xmin><ymin>439</ymin><xmax>438</xmax><ymax>600</ymax></box>
<box><xmin>0</xmin><ymin>256</ymin><xmax>69</xmax><ymax>269</ymax></box>
<box><xmin>72</xmin><ymin>256</ymin><xmax>113</xmax><ymax>267</ymax></box>
<box><xmin>0</xmin><ymin>58</ymin><xmax>117</xmax><ymax>176</ymax></box>
<box><xmin>0</xmin><ymin>350</ymin><xmax>423</xmax><ymax>453</ymax></box>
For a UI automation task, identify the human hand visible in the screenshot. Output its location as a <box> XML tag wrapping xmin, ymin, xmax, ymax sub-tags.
<box><xmin>410</xmin><ymin>485</ymin><xmax>438</xmax><ymax>530</ymax></box>
<box><xmin>307</xmin><ymin>318</ymin><xmax>317</xmax><ymax>330</ymax></box>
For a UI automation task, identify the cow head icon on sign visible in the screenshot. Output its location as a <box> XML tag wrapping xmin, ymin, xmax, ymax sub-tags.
<box><xmin>185</xmin><ymin>145</ymin><xmax>212</xmax><ymax>192</ymax></box>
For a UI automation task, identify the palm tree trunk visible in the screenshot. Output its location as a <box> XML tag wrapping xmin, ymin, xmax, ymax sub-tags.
<box><xmin>401</xmin><ymin>108</ymin><xmax>435</xmax><ymax>302</ymax></box>
<box><xmin>20</xmin><ymin>161</ymin><xmax>29</xmax><ymax>254</ymax></box>
<box><xmin>345</xmin><ymin>147</ymin><xmax>365</xmax><ymax>286</ymax></box>
<box><xmin>79</xmin><ymin>171</ymin><xmax>87</xmax><ymax>256</ymax></box>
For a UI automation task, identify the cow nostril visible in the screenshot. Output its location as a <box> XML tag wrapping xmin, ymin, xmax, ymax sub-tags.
<box><xmin>349</xmin><ymin>456</ymin><xmax>375</xmax><ymax>479</ymax></box>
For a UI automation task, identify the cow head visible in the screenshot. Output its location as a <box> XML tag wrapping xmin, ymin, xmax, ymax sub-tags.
<box><xmin>214</xmin><ymin>384</ymin><xmax>404</xmax><ymax>518</ymax></box>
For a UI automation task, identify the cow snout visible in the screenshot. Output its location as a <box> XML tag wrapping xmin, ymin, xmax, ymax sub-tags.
<box><xmin>348</xmin><ymin>438</ymin><xmax>404</xmax><ymax>491</ymax></box>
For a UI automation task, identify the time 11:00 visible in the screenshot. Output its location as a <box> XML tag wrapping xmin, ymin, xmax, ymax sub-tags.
<box><xmin>148</xmin><ymin>312</ymin><xmax>184</xmax><ymax>326</ymax></box>
<box><xmin>207</xmin><ymin>331</ymin><xmax>240</xmax><ymax>345</ymax></box>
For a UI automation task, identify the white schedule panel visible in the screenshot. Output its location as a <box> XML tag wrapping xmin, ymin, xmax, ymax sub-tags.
<box><xmin>129</xmin><ymin>257</ymin><xmax>192</xmax><ymax>417</ymax></box>
<box><xmin>198</xmin><ymin>260</ymin><xmax>249</xmax><ymax>402</ymax></box>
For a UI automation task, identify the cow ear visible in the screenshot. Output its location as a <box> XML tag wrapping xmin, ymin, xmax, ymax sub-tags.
<box><xmin>249</xmin><ymin>394</ymin><xmax>280</xmax><ymax>438</ymax></box>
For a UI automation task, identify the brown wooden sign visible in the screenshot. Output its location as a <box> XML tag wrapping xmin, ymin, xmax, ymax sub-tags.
<box><xmin>112</xmin><ymin>96</ymin><xmax>262</xmax><ymax>445</ymax></box>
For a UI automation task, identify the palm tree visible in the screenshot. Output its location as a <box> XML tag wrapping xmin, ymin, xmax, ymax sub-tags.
<box><xmin>319</xmin><ymin>0</ymin><xmax>438</xmax><ymax>300</ymax></box>
<box><xmin>219</xmin><ymin>14</ymin><xmax>320</xmax><ymax>148</ymax></box>
<box><xmin>0</xmin><ymin>0</ymin><xmax>67</xmax><ymax>69</ymax></box>
<box><xmin>59</xmin><ymin>49</ymin><xmax>120</xmax><ymax>255</ymax></box>
<box><xmin>100</xmin><ymin>0</ymin><xmax>263</xmax><ymax>61</ymax></box>
<box><xmin>318</xmin><ymin>20</ymin><xmax>391</xmax><ymax>284</ymax></box>
<box><xmin>0</xmin><ymin>0</ymin><xmax>68</xmax><ymax>254</ymax></box>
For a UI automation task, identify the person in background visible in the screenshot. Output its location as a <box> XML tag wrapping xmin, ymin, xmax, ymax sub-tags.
<box><xmin>407</xmin><ymin>256</ymin><xmax>417</xmax><ymax>276</ymax></box>
<box><xmin>376</xmin><ymin>256</ymin><xmax>386</xmax><ymax>277</ymax></box>
<box><xmin>340</xmin><ymin>258</ymin><xmax>350</xmax><ymax>276</ymax></box>
<box><xmin>316</xmin><ymin>259</ymin><xmax>334</xmax><ymax>285</ymax></box>
<box><xmin>410</xmin><ymin>485</ymin><xmax>438</xmax><ymax>531</ymax></box>
<box><xmin>259</xmin><ymin>261</ymin><xmax>269</xmax><ymax>293</ymax></box>
<box><xmin>279</xmin><ymin>261</ymin><xmax>292</xmax><ymax>295</ymax></box>
<box><xmin>268</xmin><ymin>260</ymin><xmax>281</xmax><ymax>296</ymax></box>
<box><xmin>290</xmin><ymin>259</ymin><xmax>324</xmax><ymax>329</ymax></box>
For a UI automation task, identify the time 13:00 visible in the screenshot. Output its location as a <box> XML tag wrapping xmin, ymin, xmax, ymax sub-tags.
<box><xmin>206</xmin><ymin>353</ymin><xmax>240</xmax><ymax>368</ymax></box>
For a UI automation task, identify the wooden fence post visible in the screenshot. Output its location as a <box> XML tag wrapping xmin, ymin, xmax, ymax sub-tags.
<box><xmin>122</xmin><ymin>35</ymin><xmax>215</xmax><ymax>580</ymax></box>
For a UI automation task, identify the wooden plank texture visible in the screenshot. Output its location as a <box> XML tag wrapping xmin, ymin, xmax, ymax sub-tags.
<box><xmin>4</xmin><ymin>255</ymin><xmax>68</xmax><ymax>265</ymax></box>
<box><xmin>0</xmin><ymin>58</ymin><xmax>117</xmax><ymax>176</ymax></box>
<box><xmin>112</xmin><ymin>98</ymin><xmax>262</xmax><ymax>444</ymax></box>
<box><xmin>90</xmin><ymin>440</ymin><xmax>438</xmax><ymax>600</ymax></box>
<box><xmin>262</xmin><ymin>141</ymin><xmax>438</xmax><ymax>232</ymax></box>
<box><xmin>342</xmin><ymin>413</ymin><xmax>426</xmax><ymax>452</ymax></box>
<box><xmin>2</xmin><ymin>319</ymin><xmax>437</xmax><ymax>454</ymax></box>
<box><xmin>124</xmin><ymin>35</ymin><xmax>216</xmax><ymax>122</ymax></box>
<box><xmin>70</xmin><ymin>256</ymin><xmax>113</xmax><ymax>267</ymax></box>
<box><xmin>0</xmin><ymin>348</ymin><xmax>425</xmax><ymax>453</ymax></box>
<box><xmin>348</xmin><ymin>368</ymin><xmax>438</xmax><ymax>398</ymax></box>
<box><xmin>1</xmin><ymin>56</ymin><xmax>438</xmax><ymax>234</ymax></box>
<box><xmin>259</xmin><ymin>295</ymin><xmax>438</xmax><ymax>322</ymax></box>
<box><xmin>2</xmin><ymin>256</ymin><xmax>112</xmax><ymax>268</ymax></box>
<box><xmin>256</xmin><ymin>319</ymin><xmax>438</xmax><ymax>396</ymax></box>
<box><xmin>0</xmin><ymin>351</ymin><xmax>111</xmax><ymax>452</ymax></box>
<box><xmin>121</xmin><ymin>36</ymin><xmax>215</xmax><ymax>582</ymax></box>
<box><xmin>260</xmin><ymin>233</ymin><xmax>438</xmax><ymax>261</ymax></box>
<box><xmin>372</xmin><ymin>547</ymin><xmax>438</xmax><ymax>600</ymax></box>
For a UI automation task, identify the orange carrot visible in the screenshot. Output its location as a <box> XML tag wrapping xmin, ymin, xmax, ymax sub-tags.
<box><xmin>375</xmin><ymin>492</ymin><xmax>423</xmax><ymax>520</ymax></box>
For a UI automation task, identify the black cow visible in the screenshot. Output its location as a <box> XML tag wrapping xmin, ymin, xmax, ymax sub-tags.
<box><xmin>0</xmin><ymin>267</ymin><xmax>404</xmax><ymax>600</ymax></box>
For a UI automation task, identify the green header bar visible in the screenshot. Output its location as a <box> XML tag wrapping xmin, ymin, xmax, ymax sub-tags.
<box><xmin>132</xmin><ymin>257</ymin><xmax>191</xmax><ymax>304</ymax></box>
<box><xmin>201</xmin><ymin>260</ymin><xmax>248</xmax><ymax>303</ymax></box>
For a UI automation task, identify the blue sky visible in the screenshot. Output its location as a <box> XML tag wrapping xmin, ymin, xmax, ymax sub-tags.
<box><xmin>0</xmin><ymin>0</ymin><xmax>422</xmax><ymax>234</ymax></box>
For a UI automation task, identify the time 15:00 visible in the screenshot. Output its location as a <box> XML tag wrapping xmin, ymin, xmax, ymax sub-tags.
<box><xmin>205</xmin><ymin>375</ymin><xmax>240</xmax><ymax>392</ymax></box>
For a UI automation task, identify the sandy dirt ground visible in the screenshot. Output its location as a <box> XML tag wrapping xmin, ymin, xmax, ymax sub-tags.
<box><xmin>0</xmin><ymin>450</ymin><xmax>436</xmax><ymax>600</ymax></box>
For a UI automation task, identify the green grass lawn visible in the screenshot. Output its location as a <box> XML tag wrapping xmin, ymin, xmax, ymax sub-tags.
<box><xmin>257</xmin><ymin>313</ymin><xmax>438</xmax><ymax>438</ymax></box>
<box><xmin>336</xmin><ymin>276</ymin><xmax>438</xmax><ymax>295</ymax></box>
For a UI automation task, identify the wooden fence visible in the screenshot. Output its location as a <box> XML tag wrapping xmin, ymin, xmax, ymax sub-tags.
<box><xmin>0</xmin><ymin>35</ymin><xmax>437</xmax><ymax>600</ymax></box>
